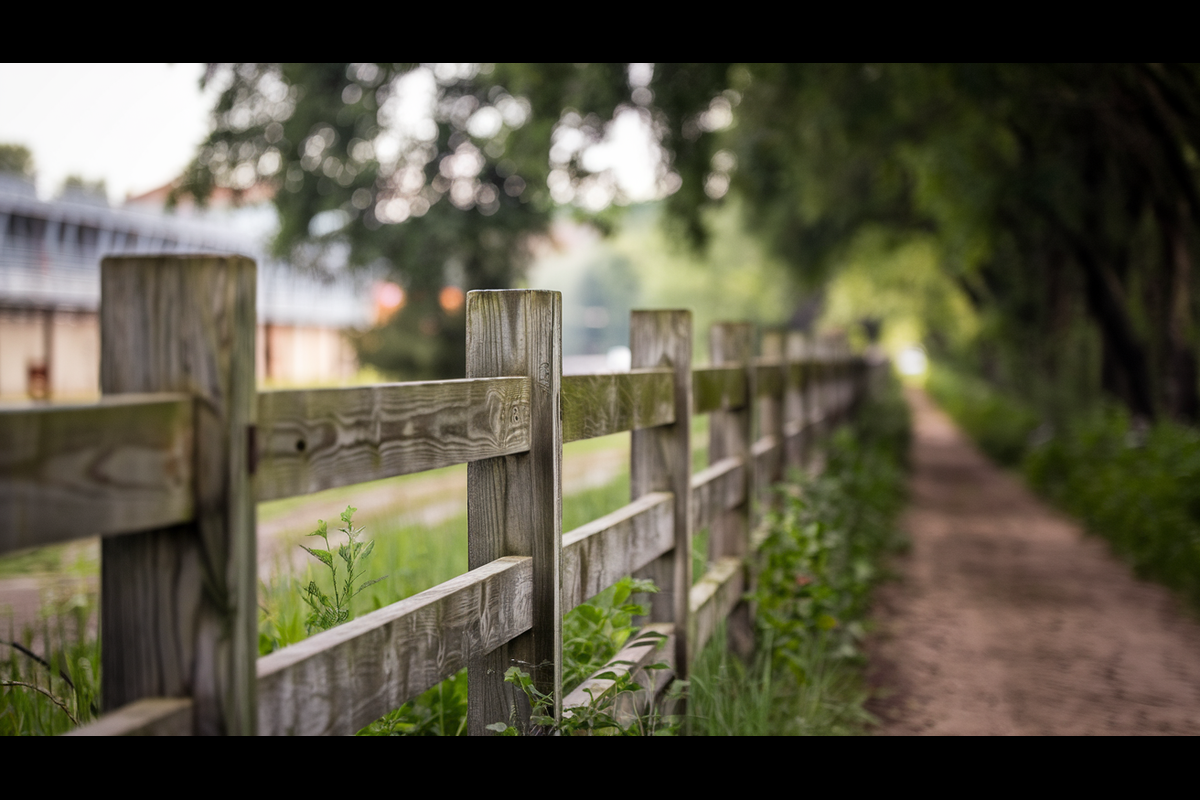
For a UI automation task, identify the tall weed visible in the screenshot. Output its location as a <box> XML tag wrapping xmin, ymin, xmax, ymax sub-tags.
<box><xmin>1</xmin><ymin>591</ymin><xmax>99</xmax><ymax>735</ymax></box>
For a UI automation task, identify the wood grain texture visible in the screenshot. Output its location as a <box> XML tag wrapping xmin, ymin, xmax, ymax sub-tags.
<box><xmin>754</xmin><ymin>360</ymin><xmax>785</xmax><ymax>399</ymax></box>
<box><xmin>690</xmin><ymin>457</ymin><xmax>746</xmax><ymax>536</ymax></box>
<box><xmin>693</xmin><ymin>366</ymin><xmax>747</xmax><ymax>415</ymax></box>
<box><xmin>689</xmin><ymin>556</ymin><xmax>744</xmax><ymax>657</ymax></box>
<box><xmin>256</xmin><ymin>377</ymin><xmax>530</xmax><ymax>502</ymax></box>
<box><xmin>561</xmin><ymin>369</ymin><xmax>674</xmax><ymax>443</ymax></box>
<box><xmin>0</xmin><ymin>394</ymin><xmax>193</xmax><ymax>554</ymax></box>
<box><xmin>562</xmin><ymin>492</ymin><xmax>674</xmax><ymax>612</ymax></box>
<box><xmin>466</xmin><ymin>290</ymin><xmax>562</xmax><ymax>734</ymax></box>
<box><xmin>630</xmin><ymin>310</ymin><xmax>693</xmax><ymax>677</ymax></box>
<box><xmin>708</xmin><ymin>324</ymin><xmax>754</xmax><ymax>561</ymax></box>
<box><xmin>708</xmin><ymin>323</ymin><xmax>754</xmax><ymax>658</ymax></box>
<box><xmin>65</xmin><ymin>697</ymin><xmax>194</xmax><ymax>736</ymax></box>
<box><xmin>100</xmin><ymin>254</ymin><xmax>257</xmax><ymax>735</ymax></box>
<box><xmin>256</xmin><ymin>556</ymin><xmax>532</xmax><ymax>736</ymax></box>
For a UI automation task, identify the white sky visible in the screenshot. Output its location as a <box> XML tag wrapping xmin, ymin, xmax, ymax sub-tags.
<box><xmin>0</xmin><ymin>63</ymin><xmax>661</xmax><ymax>205</ymax></box>
<box><xmin>0</xmin><ymin>63</ymin><xmax>215</xmax><ymax>200</ymax></box>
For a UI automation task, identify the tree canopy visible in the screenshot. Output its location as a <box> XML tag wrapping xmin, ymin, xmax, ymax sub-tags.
<box><xmin>182</xmin><ymin>64</ymin><xmax>1200</xmax><ymax>423</ymax></box>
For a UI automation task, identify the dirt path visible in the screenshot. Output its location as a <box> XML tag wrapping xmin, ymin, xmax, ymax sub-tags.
<box><xmin>865</xmin><ymin>388</ymin><xmax>1200</xmax><ymax>735</ymax></box>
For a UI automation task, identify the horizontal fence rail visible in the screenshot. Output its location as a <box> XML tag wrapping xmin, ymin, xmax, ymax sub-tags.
<box><xmin>0</xmin><ymin>393</ymin><xmax>194</xmax><ymax>551</ymax></box>
<box><xmin>2</xmin><ymin>254</ymin><xmax>878</xmax><ymax>735</ymax></box>
<box><xmin>256</xmin><ymin>377</ymin><xmax>532</xmax><ymax>502</ymax></box>
<box><xmin>562</xmin><ymin>369</ymin><xmax>675</xmax><ymax>442</ymax></box>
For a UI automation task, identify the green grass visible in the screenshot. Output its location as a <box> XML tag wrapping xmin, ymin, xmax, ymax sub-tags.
<box><xmin>683</xmin><ymin>370</ymin><xmax>911</xmax><ymax>736</ymax></box>
<box><xmin>1</xmin><ymin>591</ymin><xmax>100</xmax><ymax>735</ymax></box>
<box><xmin>684</xmin><ymin>625</ymin><xmax>875</xmax><ymax>736</ymax></box>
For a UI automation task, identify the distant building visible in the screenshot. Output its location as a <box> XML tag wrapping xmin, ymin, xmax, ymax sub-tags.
<box><xmin>0</xmin><ymin>175</ymin><xmax>373</xmax><ymax>399</ymax></box>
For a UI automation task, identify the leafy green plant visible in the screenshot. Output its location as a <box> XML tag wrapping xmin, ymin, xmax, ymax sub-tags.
<box><xmin>359</xmin><ymin>669</ymin><xmax>469</xmax><ymax>736</ymax></box>
<box><xmin>681</xmin><ymin>370</ymin><xmax>910</xmax><ymax>736</ymax></box>
<box><xmin>563</xmin><ymin>576</ymin><xmax>657</xmax><ymax>690</ymax></box>
<box><xmin>481</xmin><ymin>576</ymin><xmax>683</xmax><ymax>736</ymax></box>
<box><xmin>489</xmin><ymin>628</ymin><xmax>681</xmax><ymax>737</ymax></box>
<box><xmin>298</xmin><ymin>506</ymin><xmax>386</xmax><ymax>635</ymax></box>
<box><xmin>1024</xmin><ymin>406</ymin><xmax>1200</xmax><ymax>607</ymax></box>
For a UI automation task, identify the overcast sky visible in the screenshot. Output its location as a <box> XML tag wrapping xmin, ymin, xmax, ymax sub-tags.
<box><xmin>0</xmin><ymin>63</ymin><xmax>214</xmax><ymax>201</ymax></box>
<box><xmin>0</xmin><ymin>63</ymin><xmax>660</xmax><ymax>207</ymax></box>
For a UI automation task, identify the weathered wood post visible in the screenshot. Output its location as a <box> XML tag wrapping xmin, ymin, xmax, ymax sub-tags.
<box><xmin>839</xmin><ymin>340</ymin><xmax>852</xmax><ymax>421</ymax></box>
<box><xmin>466</xmin><ymin>290</ymin><xmax>562</xmax><ymax>735</ymax></box>
<box><xmin>811</xmin><ymin>339</ymin><xmax>829</xmax><ymax>449</ymax></box>
<box><xmin>630</xmin><ymin>310</ymin><xmax>692</xmax><ymax>675</ymax></box>
<box><xmin>784</xmin><ymin>331</ymin><xmax>807</xmax><ymax>471</ymax></box>
<box><xmin>709</xmin><ymin>322</ymin><xmax>755</xmax><ymax>656</ymax></box>
<box><xmin>99</xmin><ymin>253</ymin><xmax>257</xmax><ymax>735</ymax></box>
<box><xmin>758</xmin><ymin>328</ymin><xmax>786</xmax><ymax>498</ymax></box>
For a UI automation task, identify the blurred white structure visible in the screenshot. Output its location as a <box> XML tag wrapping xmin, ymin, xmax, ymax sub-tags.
<box><xmin>898</xmin><ymin>345</ymin><xmax>928</xmax><ymax>376</ymax></box>
<box><xmin>0</xmin><ymin>175</ymin><xmax>373</xmax><ymax>398</ymax></box>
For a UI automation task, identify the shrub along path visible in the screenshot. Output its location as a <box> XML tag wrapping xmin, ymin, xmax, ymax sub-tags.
<box><xmin>865</xmin><ymin>388</ymin><xmax>1200</xmax><ymax>734</ymax></box>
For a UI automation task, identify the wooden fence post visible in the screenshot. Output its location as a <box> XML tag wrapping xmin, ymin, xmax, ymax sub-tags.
<box><xmin>811</xmin><ymin>339</ymin><xmax>829</xmax><ymax>454</ymax></box>
<box><xmin>99</xmin><ymin>254</ymin><xmax>257</xmax><ymax>735</ymax></box>
<box><xmin>709</xmin><ymin>322</ymin><xmax>755</xmax><ymax>656</ymax></box>
<box><xmin>784</xmin><ymin>331</ymin><xmax>807</xmax><ymax>472</ymax></box>
<box><xmin>466</xmin><ymin>290</ymin><xmax>562</xmax><ymax>735</ymax></box>
<box><xmin>630</xmin><ymin>310</ymin><xmax>692</xmax><ymax>676</ymax></box>
<box><xmin>758</xmin><ymin>328</ymin><xmax>786</xmax><ymax>498</ymax></box>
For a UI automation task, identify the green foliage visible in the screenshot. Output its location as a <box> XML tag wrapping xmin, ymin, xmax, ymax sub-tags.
<box><xmin>686</xmin><ymin>371</ymin><xmax>910</xmax><ymax>735</ymax></box>
<box><xmin>359</xmin><ymin>669</ymin><xmax>469</xmax><ymax>736</ymax></box>
<box><xmin>754</xmin><ymin>380</ymin><xmax>909</xmax><ymax>673</ymax></box>
<box><xmin>491</xmin><ymin>622</ymin><xmax>682</xmax><ymax>737</ymax></box>
<box><xmin>562</xmin><ymin>576</ymin><xmax>657</xmax><ymax>691</ymax></box>
<box><xmin>297</xmin><ymin>506</ymin><xmax>385</xmax><ymax>636</ymax></box>
<box><xmin>1025</xmin><ymin>408</ymin><xmax>1200</xmax><ymax>607</ymax></box>
<box><xmin>819</xmin><ymin>230</ymin><xmax>980</xmax><ymax>356</ymax></box>
<box><xmin>927</xmin><ymin>366</ymin><xmax>1039</xmax><ymax>467</ymax></box>
<box><xmin>180</xmin><ymin>63</ymin><xmax>641</xmax><ymax>381</ymax></box>
<box><xmin>183</xmin><ymin>63</ymin><xmax>1200</xmax><ymax>409</ymax></box>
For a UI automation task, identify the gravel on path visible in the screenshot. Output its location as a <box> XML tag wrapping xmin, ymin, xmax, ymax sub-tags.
<box><xmin>866</xmin><ymin>388</ymin><xmax>1200</xmax><ymax>735</ymax></box>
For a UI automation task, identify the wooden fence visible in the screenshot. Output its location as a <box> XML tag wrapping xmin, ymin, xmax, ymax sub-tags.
<box><xmin>0</xmin><ymin>254</ymin><xmax>871</xmax><ymax>735</ymax></box>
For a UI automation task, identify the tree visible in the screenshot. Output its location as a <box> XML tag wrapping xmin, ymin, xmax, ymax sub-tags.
<box><xmin>644</xmin><ymin>64</ymin><xmax>1200</xmax><ymax>423</ymax></box>
<box><xmin>179</xmin><ymin>63</ymin><xmax>643</xmax><ymax>379</ymax></box>
<box><xmin>182</xmin><ymin>64</ymin><xmax>1200</xmax><ymax>422</ymax></box>
<box><xmin>0</xmin><ymin>143</ymin><xmax>34</xmax><ymax>176</ymax></box>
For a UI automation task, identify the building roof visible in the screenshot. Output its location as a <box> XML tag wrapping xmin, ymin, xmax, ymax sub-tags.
<box><xmin>0</xmin><ymin>175</ymin><xmax>374</xmax><ymax>328</ymax></box>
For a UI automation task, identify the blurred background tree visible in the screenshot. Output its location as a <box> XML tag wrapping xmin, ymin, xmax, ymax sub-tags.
<box><xmin>176</xmin><ymin>63</ymin><xmax>638</xmax><ymax>379</ymax></box>
<box><xmin>180</xmin><ymin>64</ymin><xmax>1200</xmax><ymax>425</ymax></box>
<box><xmin>647</xmin><ymin>64</ymin><xmax>1200</xmax><ymax>425</ymax></box>
<box><xmin>0</xmin><ymin>143</ymin><xmax>35</xmax><ymax>177</ymax></box>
